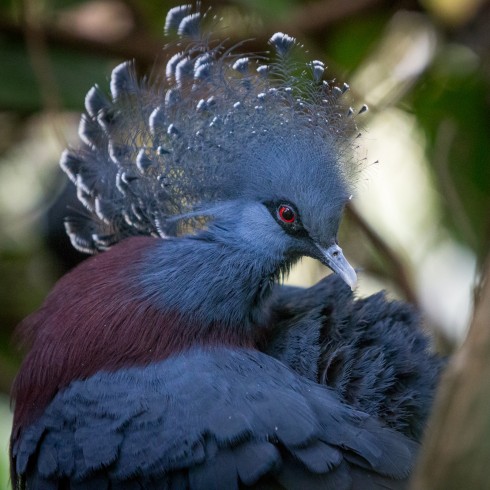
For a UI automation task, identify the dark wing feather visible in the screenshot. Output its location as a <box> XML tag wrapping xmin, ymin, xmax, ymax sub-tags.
<box><xmin>13</xmin><ymin>348</ymin><xmax>417</xmax><ymax>489</ymax></box>
<box><xmin>265</xmin><ymin>274</ymin><xmax>443</xmax><ymax>441</ymax></box>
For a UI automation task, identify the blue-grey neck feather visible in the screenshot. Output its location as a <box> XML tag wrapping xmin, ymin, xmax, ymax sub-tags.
<box><xmin>60</xmin><ymin>4</ymin><xmax>363</xmax><ymax>254</ymax></box>
<box><xmin>137</xmin><ymin>210</ymin><xmax>297</xmax><ymax>329</ymax></box>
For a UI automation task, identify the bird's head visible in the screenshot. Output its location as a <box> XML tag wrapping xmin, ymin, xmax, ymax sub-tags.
<box><xmin>61</xmin><ymin>6</ymin><xmax>362</xmax><ymax>290</ymax></box>
<box><xmin>196</xmin><ymin>128</ymin><xmax>357</xmax><ymax>289</ymax></box>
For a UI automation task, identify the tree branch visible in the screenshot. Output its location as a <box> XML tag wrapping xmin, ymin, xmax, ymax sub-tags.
<box><xmin>411</xmin><ymin>255</ymin><xmax>490</xmax><ymax>489</ymax></box>
<box><xmin>346</xmin><ymin>203</ymin><xmax>418</xmax><ymax>305</ymax></box>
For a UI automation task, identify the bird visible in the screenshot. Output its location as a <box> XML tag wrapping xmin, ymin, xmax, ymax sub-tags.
<box><xmin>9</xmin><ymin>4</ymin><xmax>442</xmax><ymax>489</ymax></box>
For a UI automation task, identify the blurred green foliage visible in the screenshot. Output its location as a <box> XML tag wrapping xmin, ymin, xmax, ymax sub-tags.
<box><xmin>411</xmin><ymin>59</ymin><xmax>490</xmax><ymax>256</ymax></box>
<box><xmin>0</xmin><ymin>37</ymin><xmax>112</xmax><ymax>112</ymax></box>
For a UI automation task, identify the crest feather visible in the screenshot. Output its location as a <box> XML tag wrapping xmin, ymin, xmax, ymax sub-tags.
<box><xmin>62</xmin><ymin>4</ymin><xmax>363</xmax><ymax>253</ymax></box>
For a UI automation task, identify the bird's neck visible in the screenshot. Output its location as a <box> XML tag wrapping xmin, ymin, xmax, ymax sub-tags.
<box><xmin>12</xmin><ymin>235</ymin><xmax>287</xmax><ymax>434</ymax></box>
<box><xmin>136</xmin><ymin>233</ymin><xmax>286</xmax><ymax>333</ymax></box>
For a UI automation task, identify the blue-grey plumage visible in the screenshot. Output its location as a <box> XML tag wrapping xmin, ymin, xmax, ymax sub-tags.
<box><xmin>265</xmin><ymin>274</ymin><xmax>443</xmax><ymax>442</ymax></box>
<box><xmin>14</xmin><ymin>348</ymin><xmax>419</xmax><ymax>489</ymax></box>
<box><xmin>60</xmin><ymin>4</ymin><xmax>360</xmax><ymax>288</ymax></box>
<box><xmin>10</xmin><ymin>4</ymin><xmax>442</xmax><ymax>490</ymax></box>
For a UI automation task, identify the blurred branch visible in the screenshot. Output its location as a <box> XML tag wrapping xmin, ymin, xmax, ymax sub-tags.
<box><xmin>0</xmin><ymin>17</ymin><xmax>162</xmax><ymax>68</ymax></box>
<box><xmin>346</xmin><ymin>203</ymin><xmax>418</xmax><ymax>305</ymax></box>
<box><xmin>281</xmin><ymin>0</ymin><xmax>388</xmax><ymax>36</ymax></box>
<box><xmin>0</xmin><ymin>0</ymin><xmax>417</xmax><ymax>70</ymax></box>
<box><xmin>411</xmin><ymin>255</ymin><xmax>490</xmax><ymax>489</ymax></box>
<box><xmin>205</xmin><ymin>0</ymin><xmax>408</xmax><ymax>34</ymax></box>
<box><xmin>20</xmin><ymin>0</ymin><xmax>61</xmax><ymax>113</ymax></box>
<box><xmin>119</xmin><ymin>0</ymin><xmax>150</xmax><ymax>33</ymax></box>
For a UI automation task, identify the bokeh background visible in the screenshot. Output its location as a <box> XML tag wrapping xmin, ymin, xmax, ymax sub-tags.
<box><xmin>0</xmin><ymin>0</ymin><xmax>489</xmax><ymax>487</ymax></box>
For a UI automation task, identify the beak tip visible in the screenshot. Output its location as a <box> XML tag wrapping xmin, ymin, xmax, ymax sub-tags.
<box><xmin>319</xmin><ymin>244</ymin><xmax>357</xmax><ymax>291</ymax></box>
<box><xmin>346</xmin><ymin>271</ymin><xmax>358</xmax><ymax>291</ymax></box>
<box><xmin>336</xmin><ymin>262</ymin><xmax>357</xmax><ymax>291</ymax></box>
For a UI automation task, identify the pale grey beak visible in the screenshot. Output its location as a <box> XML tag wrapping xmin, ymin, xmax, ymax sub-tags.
<box><xmin>318</xmin><ymin>244</ymin><xmax>357</xmax><ymax>290</ymax></box>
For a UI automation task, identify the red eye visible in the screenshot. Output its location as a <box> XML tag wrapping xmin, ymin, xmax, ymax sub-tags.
<box><xmin>278</xmin><ymin>205</ymin><xmax>296</xmax><ymax>223</ymax></box>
